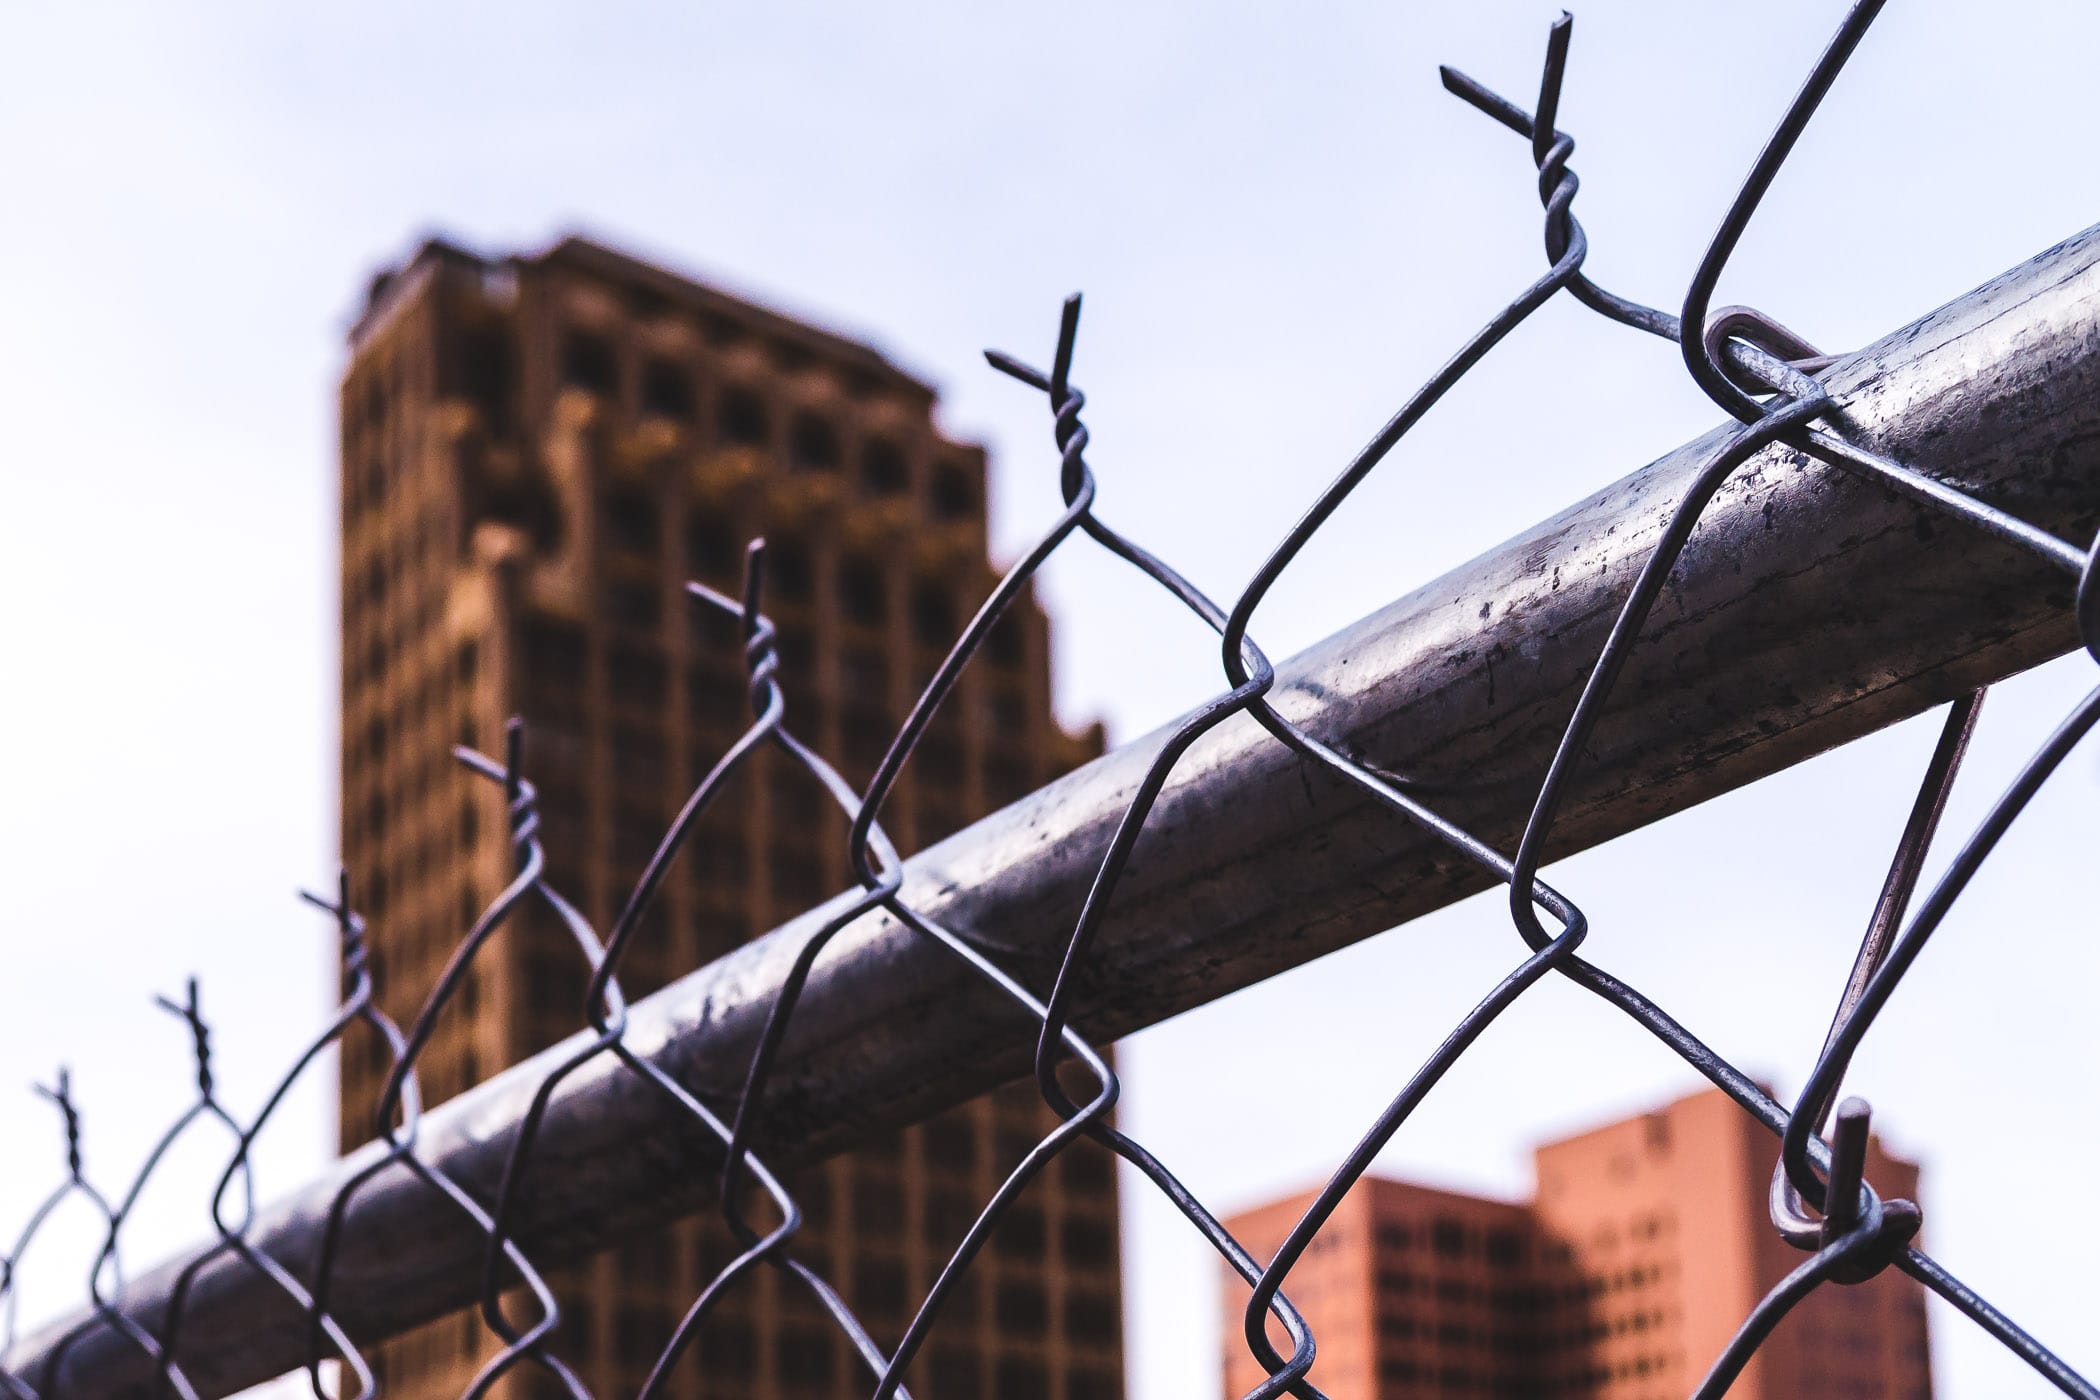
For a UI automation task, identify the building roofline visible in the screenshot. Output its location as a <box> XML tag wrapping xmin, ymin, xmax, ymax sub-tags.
<box><xmin>346</xmin><ymin>232</ymin><xmax>940</xmax><ymax>405</ymax></box>
<box><xmin>522</xmin><ymin>234</ymin><xmax>937</xmax><ymax>400</ymax></box>
<box><xmin>346</xmin><ymin>235</ymin><xmax>495</xmax><ymax>352</ymax></box>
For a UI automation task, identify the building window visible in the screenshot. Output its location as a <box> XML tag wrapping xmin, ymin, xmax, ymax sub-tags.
<box><xmin>910</xmin><ymin>583</ymin><xmax>955</xmax><ymax>647</ymax></box>
<box><xmin>996</xmin><ymin>1281</ymin><xmax>1046</xmax><ymax>1336</ymax></box>
<box><xmin>522</xmin><ymin>618</ymin><xmax>588</xmax><ymax>680</ymax></box>
<box><xmin>685</xmin><ymin>516</ymin><xmax>739</xmax><ymax>586</ymax></box>
<box><xmin>921</xmin><ymin>1113</ymin><xmax>979</xmax><ymax>1175</ymax></box>
<box><xmin>838</xmin><ymin>558</ymin><xmax>886</xmax><ymax>626</ymax></box>
<box><xmin>995</xmin><ymin>1359</ymin><xmax>1049</xmax><ymax>1400</ymax></box>
<box><xmin>718</xmin><ymin>387</ymin><xmax>768</xmax><ymax>447</ymax></box>
<box><xmin>854</xmin><ymin>1256</ymin><xmax>909</xmax><ymax>1321</ymax></box>
<box><xmin>608</xmin><ymin>647</ymin><xmax>668</xmax><ymax>707</ymax></box>
<box><xmin>561</xmin><ymin>329</ymin><xmax>618</xmax><ymax>396</ymax></box>
<box><xmin>774</xmin><ymin>1328</ymin><xmax>836</xmax><ymax>1393</ymax></box>
<box><xmin>932</xmin><ymin>461</ymin><xmax>977</xmax><ymax>519</ymax></box>
<box><xmin>769</xmin><ymin>840</ymin><xmax>826</xmax><ymax>905</ymax></box>
<box><xmin>602</xmin><ymin>491</ymin><xmax>659</xmax><ymax>558</ymax></box>
<box><xmin>930</xmin><ymin>1349</ymin><xmax>980</xmax><ymax>1400</ymax></box>
<box><xmin>767</xmin><ymin>539</ymin><xmax>812</xmax><ymax>603</ymax></box>
<box><xmin>607</xmin><ymin>578</ymin><xmax>662</xmax><ymax>631</ymax></box>
<box><xmin>853</xmin><ymin>1175</ymin><xmax>906</xmax><ymax>1239</ymax></box>
<box><xmin>1062</xmin><ymin>1217</ymin><xmax>1115</xmax><ymax>1268</ymax></box>
<box><xmin>1067</xmin><ymin>1292</ymin><xmax>1119</xmax><ymax>1347</ymax></box>
<box><xmin>640</xmin><ymin>357</ymin><xmax>695</xmax><ymax>420</ymax></box>
<box><xmin>993</xmin><ymin>1205</ymin><xmax>1045</xmax><ymax>1260</ymax></box>
<box><xmin>987</xmin><ymin>614</ymin><xmax>1026</xmax><ymax>669</ymax></box>
<box><xmin>612</xmin><ymin>727</ymin><xmax>667</xmax><ymax>785</ymax></box>
<box><xmin>987</xmin><ymin>754</ymin><xmax>1033</xmax><ymax>806</ymax></box>
<box><xmin>862</xmin><ymin>437</ymin><xmax>909</xmax><ymax>495</ymax></box>
<box><xmin>789</xmin><ymin>412</ymin><xmax>840</xmax><ymax>472</ymax></box>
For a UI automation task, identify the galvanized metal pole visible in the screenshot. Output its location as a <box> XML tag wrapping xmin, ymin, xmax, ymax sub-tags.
<box><xmin>21</xmin><ymin>222</ymin><xmax>2100</xmax><ymax>1400</ymax></box>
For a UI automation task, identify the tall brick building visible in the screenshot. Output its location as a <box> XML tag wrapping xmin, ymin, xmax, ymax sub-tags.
<box><xmin>337</xmin><ymin>234</ymin><xmax>1119</xmax><ymax>1400</ymax></box>
<box><xmin>1222</xmin><ymin>1089</ymin><xmax>1931</xmax><ymax>1399</ymax></box>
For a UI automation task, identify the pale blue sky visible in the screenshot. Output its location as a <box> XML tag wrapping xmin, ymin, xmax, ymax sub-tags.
<box><xmin>2</xmin><ymin>3</ymin><xmax>2097</xmax><ymax>1396</ymax></box>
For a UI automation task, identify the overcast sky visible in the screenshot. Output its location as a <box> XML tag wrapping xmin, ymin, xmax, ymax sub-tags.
<box><xmin>3</xmin><ymin>3</ymin><xmax>2098</xmax><ymax>1397</ymax></box>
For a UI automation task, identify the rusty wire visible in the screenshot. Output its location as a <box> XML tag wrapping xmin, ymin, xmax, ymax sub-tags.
<box><xmin>3</xmin><ymin>3</ymin><xmax>2098</xmax><ymax>1398</ymax></box>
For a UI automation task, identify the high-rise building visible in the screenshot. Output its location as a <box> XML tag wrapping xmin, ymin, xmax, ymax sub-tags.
<box><xmin>337</xmin><ymin>234</ymin><xmax>1118</xmax><ymax>1400</ymax></box>
<box><xmin>1221</xmin><ymin>1089</ymin><xmax>1931</xmax><ymax>1400</ymax></box>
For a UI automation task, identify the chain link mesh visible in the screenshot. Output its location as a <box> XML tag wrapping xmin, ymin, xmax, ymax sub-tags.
<box><xmin>5</xmin><ymin>3</ymin><xmax>2098</xmax><ymax>1397</ymax></box>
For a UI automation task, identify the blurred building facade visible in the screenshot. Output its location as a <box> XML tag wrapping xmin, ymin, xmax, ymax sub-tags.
<box><xmin>337</xmin><ymin>234</ymin><xmax>1117</xmax><ymax>1400</ymax></box>
<box><xmin>1221</xmin><ymin>1089</ymin><xmax>1931</xmax><ymax>1400</ymax></box>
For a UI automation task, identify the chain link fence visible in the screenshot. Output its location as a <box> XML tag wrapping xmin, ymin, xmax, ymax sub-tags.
<box><xmin>7</xmin><ymin>3</ymin><xmax>2100</xmax><ymax>1397</ymax></box>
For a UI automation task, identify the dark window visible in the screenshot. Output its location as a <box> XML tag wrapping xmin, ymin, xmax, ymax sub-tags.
<box><xmin>854</xmin><ymin>1175</ymin><xmax>906</xmax><ymax>1238</ymax></box>
<box><xmin>768</xmin><ymin>539</ymin><xmax>812</xmax><ymax>602</ymax></box>
<box><xmin>699</xmin><ymin>313</ymin><xmax>746</xmax><ymax>348</ymax></box>
<box><xmin>988</xmin><ymin>691</ymin><xmax>1028</xmax><ymax>737</ymax></box>
<box><xmin>612</xmin><ymin>727</ymin><xmax>667</xmax><ymax>786</ymax></box>
<box><xmin>613</xmin><ymin>804</ymin><xmax>664</xmax><ymax>872</ymax></box>
<box><xmin>987</xmin><ymin>753</ymin><xmax>1034</xmax><ymax>806</ymax></box>
<box><xmin>688</xmin><ymin>663</ymin><xmax>747</xmax><ymax>730</ymax></box>
<box><xmin>640</xmin><ymin>357</ymin><xmax>694</xmax><ymax>420</ymax></box>
<box><xmin>718</xmin><ymin>387</ymin><xmax>768</xmax><ymax>446</ymax></box>
<box><xmin>561</xmin><ymin>329</ymin><xmax>618</xmax><ymax>395</ymax></box>
<box><xmin>696</xmin><ymin>1324</ymin><xmax>753</xmax><ymax>1378</ymax></box>
<box><xmin>926</xmin><ymin>1188</ymin><xmax>977</xmax><ymax>1244</ymax></box>
<box><xmin>994</xmin><ymin>1359</ymin><xmax>1049</xmax><ymax>1400</ymax></box>
<box><xmin>841</xmin><ymin>648</ymin><xmax>888</xmax><ymax>696</ymax></box>
<box><xmin>839</xmin><ymin>558</ymin><xmax>886</xmax><ymax>625</ymax></box>
<box><xmin>607</xmin><ymin>578</ymin><xmax>661</xmax><ymax>630</ymax></box>
<box><xmin>1063</xmin><ymin>1147</ymin><xmax>1112</xmax><ymax>1193</ymax></box>
<box><xmin>602</xmin><ymin>492</ymin><xmax>658</xmax><ymax>557</ymax></box>
<box><xmin>1062</xmin><ymin>1217</ymin><xmax>1115</xmax><ymax>1268</ymax></box>
<box><xmin>608</xmin><ymin>648</ymin><xmax>668</xmax><ymax>707</ymax></box>
<box><xmin>789</xmin><ymin>412</ymin><xmax>840</xmax><ymax>471</ymax></box>
<box><xmin>862</xmin><ymin>437</ymin><xmax>909</xmax><ymax>495</ymax></box>
<box><xmin>932</xmin><ymin>461</ymin><xmax>977</xmax><ymax>519</ymax></box>
<box><xmin>854</xmin><ymin>1256</ymin><xmax>909</xmax><ymax>1320</ymax></box>
<box><xmin>456</xmin><ymin>326</ymin><xmax>513</xmax><ymax>425</ymax></box>
<box><xmin>1433</xmin><ymin>1216</ymin><xmax>1468</xmax><ymax>1258</ymax></box>
<box><xmin>522</xmin><ymin>618</ymin><xmax>587</xmax><ymax>680</ymax></box>
<box><xmin>615</xmin><ymin>1303</ymin><xmax>671</xmax><ymax>1360</ymax></box>
<box><xmin>930</xmin><ymin>1349</ymin><xmax>980</xmax><ymax>1400</ymax></box>
<box><xmin>996</xmin><ymin>1280</ymin><xmax>1046</xmax><ymax>1335</ymax></box>
<box><xmin>917</xmin><ymin>735</ymin><xmax>965</xmax><ymax>786</ymax></box>
<box><xmin>994</xmin><ymin>1206</ymin><xmax>1045</xmax><ymax>1259</ymax></box>
<box><xmin>843</xmin><ymin>703</ymin><xmax>894</xmax><ymax>771</ymax></box>
<box><xmin>1067</xmin><ymin>1292</ymin><xmax>1119</xmax><ymax>1346</ymax></box>
<box><xmin>921</xmin><ymin>1113</ymin><xmax>978</xmax><ymax>1175</ymax></box>
<box><xmin>685</xmin><ymin>516</ymin><xmax>738</xmax><ymax>585</ymax></box>
<box><xmin>525</xmin><ymin>950</ymin><xmax>581</xmax><ymax>1019</ymax></box>
<box><xmin>988</xmin><ymin>613</ymin><xmax>1026</xmax><ymax>668</ymax></box>
<box><xmin>774</xmin><ymin>1328</ymin><xmax>835</xmax><ymax>1391</ymax></box>
<box><xmin>776</xmin><ymin>625</ymin><xmax>817</xmax><ymax>695</ymax></box>
<box><xmin>910</xmin><ymin>583</ymin><xmax>955</xmax><ymax>647</ymax></box>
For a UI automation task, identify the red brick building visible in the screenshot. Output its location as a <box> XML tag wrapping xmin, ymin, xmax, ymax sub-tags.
<box><xmin>339</xmin><ymin>234</ymin><xmax>1119</xmax><ymax>1400</ymax></box>
<box><xmin>1223</xmin><ymin>1089</ymin><xmax>1931</xmax><ymax>1399</ymax></box>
